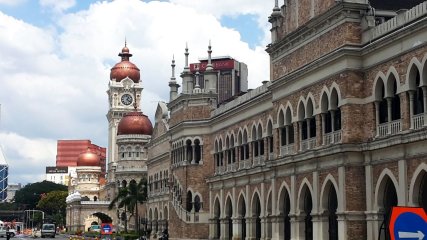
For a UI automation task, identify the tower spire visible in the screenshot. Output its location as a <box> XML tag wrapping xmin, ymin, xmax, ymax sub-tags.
<box><xmin>183</xmin><ymin>42</ymin><xmax>190</xmax><ymax>72</ymax></box>
<box><xmin>206</xmin><ymin>40</ymin><xmax>213</xmax><ymax>71</ymax></box>
<box><xmin>170</xmin><ymin>55</ymin><xmax>176</xmax><ymax>82</ymax></box>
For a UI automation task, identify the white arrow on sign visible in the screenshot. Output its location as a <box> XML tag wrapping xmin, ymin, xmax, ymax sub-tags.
<box><xmin>398</xmin><ymin>231</ymin><xmax>425</xmax><ymax>240</ymax></box>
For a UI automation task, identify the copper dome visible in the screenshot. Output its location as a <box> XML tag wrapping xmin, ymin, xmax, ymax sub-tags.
<box><xmin>117</xmin><ymin>111</ymin><xmax>153</xmax><ymax>136</ymax></box>
<box><xmin>110</xmin><ymin>45</ymin><xmax>140</xmax><ymax>83</ymax></box>
<box><xmin>77</xmin><ymin>148</ymin><xmax>101</xmax><ymax>166</ymax></box>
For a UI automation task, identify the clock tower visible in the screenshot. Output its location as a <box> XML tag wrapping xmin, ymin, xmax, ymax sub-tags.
<box><xmin>106</xmin><ymin>43</ymin><xmax>143</xmax><ymax>178</ymax></box>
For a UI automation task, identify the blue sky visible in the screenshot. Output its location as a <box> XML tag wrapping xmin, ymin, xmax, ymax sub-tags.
<box><xmin>0</xmin><ymin>0</ymin><xmax>271</xmax><ymax>184</ymax></box>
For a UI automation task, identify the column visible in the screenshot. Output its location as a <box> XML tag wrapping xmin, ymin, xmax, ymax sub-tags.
<box><xmin>422</xmin><ymin>86</ymin><xmax>427</xmax><ymax>126</ymax></box>
<box><xmin>386</xmin><ymin>97</ymin><xmax>392</xmax><ymax>131</ymax></box>
<box><xmin>374</xmin><ymin>101</ymin><xmax>380</xmax><ymax>136</ymax></box>
<box><xmin>306</xmin><ymin>118</ymin><xmax>311</xmax><ymax>140</ymax></box>
<box><xmin>298</xmin><ymin>121</ymin><xmax>302</xmax><ymax>151</ymax></box>
<box><xmin>233</xmin><ymin>217</ymin><xmax>242</xmax><ymax>240</ymax></box>
<box><xmin>321</xmin><ymin>113</ymin><xmax>326</xmax><ymax>145</ymax></box>
<box><xmin>192</xmin><ymin>144</ymin><xmax>196</xmax><ymax>164</ymax></box>
<box><xmin>409</xmin><ymin>90</ymin><xmax>415</xmax><ymax>129</ymax></box>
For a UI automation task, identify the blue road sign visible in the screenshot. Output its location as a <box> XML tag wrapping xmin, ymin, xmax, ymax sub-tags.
<box><xmin>101</xmin><ymin>223</ymin><xmax>113</xmax><ymax>235</ymax></box>
<box><xmin>389</xmin><ymin>206</ymin><xmax>427</xmax><ymax>240</ymax></box>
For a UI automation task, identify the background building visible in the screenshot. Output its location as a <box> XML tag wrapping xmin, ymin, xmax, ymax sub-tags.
<box><xmin>56</xmin><ymin>140</ymin><xmax>106</xmax><ymax>177</ymax></box>
<box><xmin>189</xmin><ymin>56</ymin><xmax>248</xmax><ymax>104</ymax></box>
<box><xmin>45</xmin><ymin>166</ymin><xmax>74</xmax><ymax>186</ymax></box>
<box><xmin>0</xmin><ymin>146</ymin><xmax>7</xmax><ymax>201</ymax></box>
<box><xmin>5</xmin><ymin>183</ymin><xmax>21</xmax><ymax>202</ymax></box>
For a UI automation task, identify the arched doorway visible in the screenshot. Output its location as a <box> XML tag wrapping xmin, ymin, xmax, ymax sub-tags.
<box><xmin>252</xmin><ymin>194</ymin><xmax>261</xmax><ymax>240</ymax></box>
<box><xmin>327</xmin><ymin>186</ymin><xmax>338</xmax><ymax>240</ymax></box>
<box><xmin>300</xmin><ymin>186</ymin><xmax>313</xmax><ymax>240</ymax></box>
<box><xmin>417</xmin><ymin>171</ymin><xmax>427</xmax><ymax>212</ymax></box>
<box><xmin>379</xmin><ymin>177</ymin><xmax>397</xmax><ymax>240</ymax></box>
<box><xmin>279</xmin><ymin>187</ymin><xmax>291</xmax><ymax>240</ymax></box>
<box><xmin>238</xmin><ymin>196</ymin><xmax>246</xmax><ymax>240</ymax></box>
<box><xmin>214</xmin><ymin>198</ymin><xmax>221</xmax><ymax>239</ymax></box>
<box><xmin>225</xmin><ymin>197</ymin><xmax>233</xmax><ymax>239</ymax></box>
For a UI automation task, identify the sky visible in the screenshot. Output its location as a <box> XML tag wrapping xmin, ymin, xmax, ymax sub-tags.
<box><xmin>0</xmin><ymin>0</ymin><xmax>272</xmax><ymax>184</ymax></box>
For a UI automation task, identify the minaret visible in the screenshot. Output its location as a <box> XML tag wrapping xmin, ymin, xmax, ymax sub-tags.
<box><xmin>169</xmin><ymin>55</ymin><xmax>180</xmax><ymax>101</ymax></box>
<box><xmin>203</xmin><ymin>41</ymin><xmax>217</xmax><ymax>93</ymax></box>
<box><xmin>181</xmin><ymin>43</ymin><xmax>194</xmax><ymax>94</ymax></box>
<box><xmin>269</xmin><ymin>0</ymin><xmax>283</xmax><ymax>44</ymax></box>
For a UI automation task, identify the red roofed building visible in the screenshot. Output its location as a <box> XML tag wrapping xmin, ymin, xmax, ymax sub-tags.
<box><xmin>56</xmin><ymin>140</ymin><xmax>106</xmax><ymax>176</ymax></box>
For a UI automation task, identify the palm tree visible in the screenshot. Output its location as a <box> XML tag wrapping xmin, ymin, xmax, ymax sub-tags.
<box><xmin>109</xmin><ymin>178</ymin><xmax>147</xmax><ymax>234</ymax></box>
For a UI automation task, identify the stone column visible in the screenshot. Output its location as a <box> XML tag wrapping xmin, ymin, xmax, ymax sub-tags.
<box><xmin>232</xmin><ymin>217</ymin><xmax>241</xmax><ymax>240</ymax></box>
<box><xmin>409</xmin><ymin>91</ymin><xmax>415</xmax><ymax>129</ymax></box>
<box><xmin>386</xmin><ymin>98</ymin><xmax>392</xmax><ymax>128</ymax></box>
<box><xmin>297</xmin><ymin>121</ymin><xmax>302</xmax><ymax>152</ymax></box>
<box><xmin>321</xmin><ymin>113</ymin><xmax>326</xmax><ymax>145</ymax></box>
<box><xmin>422</xmin><ymin>86</ymin><xmax>427</xmax><ymax>126</ymax></box>
<box><xmin>374</xmin><ymin>101</ymin><xmax>380</xmax><ymax>136</ymax></box>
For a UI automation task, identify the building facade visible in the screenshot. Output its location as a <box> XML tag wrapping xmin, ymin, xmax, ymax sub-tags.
<box><xmin>145</xmin><ymin>1</ymin><xmax>427</xmax><ymax>240</ymax></box>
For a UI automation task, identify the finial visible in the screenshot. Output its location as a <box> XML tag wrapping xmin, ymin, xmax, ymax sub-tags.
<box><xmin>125</xmin><ymin>36</ymin><xmax>127</xmax><ymax>47</ymax></box>
<box><xmin>206</xmin><ymin>40</ymin><xmax>213</xmax><ymax>71</ymax></box>
<box><xmin>171</xmin><ymin>54</ymin><xmax>176</xmax><ymax>80</ymax></box>
<box><xmin>272</xmin><ymin>0</ymin><xmax>281</xmax><ymax>13</ymax></box>
<box><xmin>184</xmin><ymin>43</ymin><xmax>189</xmax><ymax>71</ymax></box>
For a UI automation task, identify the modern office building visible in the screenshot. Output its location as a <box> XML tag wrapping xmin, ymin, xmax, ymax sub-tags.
<box><xmin>56</xmin><ymin>140</ymin><xmax>106</xmax><ymax>177</ymax></box>
<box><xmin>0</xmin><ymin>146</ymin><xmax>8</xmax><ymax>202</ymax></box>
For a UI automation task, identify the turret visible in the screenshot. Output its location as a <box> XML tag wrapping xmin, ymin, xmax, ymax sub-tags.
<box><xmin>203</xmin><ymin>41</ymin><xmax>218</xmax><ymax>93</ymax></box>
<box><xmin>181</xmin><ymin>43</ymin><xmax>193</xmax><ymax>94</ymax></box>
<box><xmin>269</xmin><ymin>0</ymin><xmax>283</xmax><ymax>44</ymax></box>
<box><xmin>169</xmin><ymin>55</ymin><xmax>180</xmax><ymax>101</ymax></box>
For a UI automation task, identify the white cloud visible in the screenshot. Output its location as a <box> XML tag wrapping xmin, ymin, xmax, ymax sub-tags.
<box><xmin>0</xmin><ymin>0</ymin><xmax>270</xmax><ymax>184</ymax></box>
<box><xmin>39</xmin><ymin>0</ymin><xmax>76</xmax><ymax>13</ymax></box>
<box><xmin>0</xmin><ymin>132</ymin><xmax>56</xmax><ymax>184</ymax></box>
<box><xmin>0</xmin><ymin>0</ymin><xmax>26</xmax><ymax>6</ymax></box>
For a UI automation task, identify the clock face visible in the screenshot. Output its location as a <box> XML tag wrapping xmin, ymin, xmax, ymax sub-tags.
<box><xmin>121</xmin><ymin>94</ymin><xmax>133</xmax><ymax>106</ymax></box>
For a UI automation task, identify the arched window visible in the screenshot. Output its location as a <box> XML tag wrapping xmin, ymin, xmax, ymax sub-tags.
<box><xmin>194</xmin><ymin>139</ymin><xmax>202</xmax><ymax>164</ymax></box>
<box><xmin>186</xmin><ymin>139</ymin><xmax>193</xmax><ymax>163</ymax></box>
<box><xmin>186</xmin><ymin>191</ymin><xmax>193</xmax><ymax>212</ymax></box>
<box><xmin>194</xmin><ymin>195</ymin><xmax>201</xmax><ymax>212</ymax></box>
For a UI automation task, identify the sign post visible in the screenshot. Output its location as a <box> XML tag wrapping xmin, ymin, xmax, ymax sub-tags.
<box><xmin>389</xmin><ymin>206</ymin><xmax>427</xmax><ymax>240</ymax></box>
<box><xmin>101</xmin><ymin>223</ymin><xmax>113</xmax><ymax>239</ymax></box>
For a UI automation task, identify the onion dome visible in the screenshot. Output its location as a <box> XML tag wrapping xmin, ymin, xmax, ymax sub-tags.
<box><xmin>77</xmin><ymin>148</ymin><xmax>100</xmax><ymax>166</ymax></box>
<box><xmin>117</xmin><ymin>111</ymin><xmax>153</xmax><ymax>135</ymax></box>
<box><xmin>110</xmin><ymin>43</ymin><xmax>140</xmax><ymax>83</ymax></box>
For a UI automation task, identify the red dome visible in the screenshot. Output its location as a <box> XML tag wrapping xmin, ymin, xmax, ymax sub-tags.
<box><xmin>77</xmin><ymin>148</ymin><xmax>100</xmax><ymax>166</ymax></box>
<box><xmin>110</xmin><ymin>45</ymin><xmax>140</xmax><ymax>83</ymax></box>
<box><xmin>117</xmin><ymin>111</ymin><xmax>153</xmax><ymax>135</ymax></box>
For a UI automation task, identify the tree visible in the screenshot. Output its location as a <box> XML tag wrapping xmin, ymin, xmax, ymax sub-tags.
<box><xmin>36</xmin><ymin>191</ymin><xmax>67</xmax><ymax>226</ymax></box>
<box><xmin>108</xmin><ymin>178</ymin><xmax>147</xmax><ymax>234</ymax></box>
<box><xmin>14</xmin><ymin>181</ymin><xmax>67</xmax><ymax>209</ymax></box>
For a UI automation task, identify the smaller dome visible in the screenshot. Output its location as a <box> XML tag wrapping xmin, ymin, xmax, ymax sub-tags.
<box><xmin>117</xmin><ymin>111</ymin><xmax>153</xmax><ymax>135</ymax></box>
<box><xmin>122</xmin><ymin>46</ymin><xmax>129</xmax><ymax>53</ymax></box>
<box><xmin>110</xmin><ymin>44</ymin><xmax>140</xmax><ymax>83</ymax></box>
<box><xmin>77</xmin><ymin>148</ymin><xmax>100</xmax><ymax>166</ymax></box>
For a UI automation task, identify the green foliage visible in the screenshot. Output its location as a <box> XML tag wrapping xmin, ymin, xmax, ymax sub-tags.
<box><xmin>14</xmin><ymin>181</ymin><xmax>67</xmax><ymax>209</ymax></box>
<box><xmin>36</xmin><ymin>191</ymin><xmax>67</xmax><ymax>215</ymax></box>
<box><xmin>108</xmin><ymin>178</ymin><xmax>147</xmax><ymax>233</ymax></box>
<box><xmin>0</xmin><ymin>202</ymin><xmax>21</xmax><ymax>210</ymax></box>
